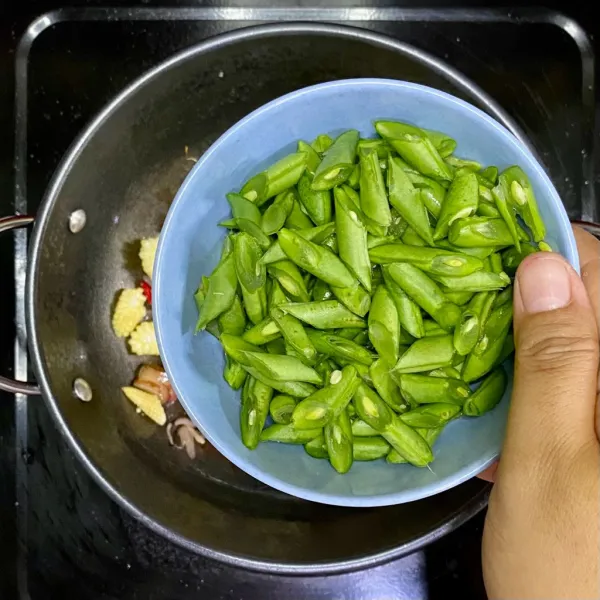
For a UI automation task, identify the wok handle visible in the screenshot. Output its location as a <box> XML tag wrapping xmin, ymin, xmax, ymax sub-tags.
<box><xmin>0</xmin><ymin>215</ymin><xmax>41</xmax><ymax>395</ymax></box>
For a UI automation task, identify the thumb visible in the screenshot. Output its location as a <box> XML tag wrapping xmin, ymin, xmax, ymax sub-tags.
<box><xmin>504</xmin><ymin>252</ymin><xmax>599</xmax><ymax>469</ymax></box>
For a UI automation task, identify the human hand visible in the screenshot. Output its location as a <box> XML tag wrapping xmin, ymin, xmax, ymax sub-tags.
<box><xmin>482</xmin><ymin>226</ymin><xmax>600</xmax><ymax>599</ymax></box>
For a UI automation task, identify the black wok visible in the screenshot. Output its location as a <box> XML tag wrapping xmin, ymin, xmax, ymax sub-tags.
<box><xmin>2</xmin><ymin>23</ymin><xmax>526</xmax><ymax>574</ymax></box>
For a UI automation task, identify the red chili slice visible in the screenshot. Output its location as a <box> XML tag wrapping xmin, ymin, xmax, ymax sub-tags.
<box><xmin>141</xmin><ymin>280</ymin><xmax>152</xmax><ymax>305</ymax></box>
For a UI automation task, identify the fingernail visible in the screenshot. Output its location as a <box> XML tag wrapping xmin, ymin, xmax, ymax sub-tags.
<box><xmin>516</xmin><ymin>254</ymin><xmax>572</xmax><ymax>314</ymax></box>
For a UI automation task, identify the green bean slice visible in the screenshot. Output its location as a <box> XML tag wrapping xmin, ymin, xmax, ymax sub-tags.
<box><xmin>463</xmin><ymin>368</ymin><xmax>507</xmax><ymax>416</ymax></box>
<box><xmin>270</xmin><ymin>306</ymin><xmax>317</xmax><ymax>366</ymax></box>
<box><xmin>241</xmin><ymin>378</ymin><xmax>273</xmax><ymax>449</ymax></box>
<box><xmin>325</xmin><ymin>409</ymin><xmax>354</xmax><ymax>473</ymax></box>
<box><xmin>433</xmin><ymin>172</ymin><xmax>479</xmax><ymax>241</ymax></box>
<box><xmin>292</xmin><ymin>365</ymin><xmax>360</xmax><ymax>429</ymax></box>
<box><xmin>359</xmin><ymin>148</ymin><xmax>392</xmax><ymax>226</ymax></box>
<box><xmin>370</xmin><ymin>358</ymin><xmax>407</xmax><ymax>412</ymax></box>
<box><xmin>307</xmin><ymin>330</ymin><xmax>374</xmax><ymax>366</ymax></box>
<box><xmin>312</xmin><ymin>130</ymin><xmax>359</xmax><ymax>191</ymax></box>
<box><xmin>392</xmin><ymin>335</ymin><xmax>456</xmax><ymax>375</ymax></box>
<box><xmin>399</xmin><ymin>374</ymin><xmax>471</xmax><ymax>406</ymax></box>
<box><xmin>267</xmin><ymin>261</ymin><xmax>310</xmax><ymax>302</ymax></box>
<box><xmin>386</xmin><ymin>262</ymin><xmax>461</xmax><ymax>331</ymax></box>
<box><xmin>269</xmin><ymin>394</ymin><xmax>297</xmax><ymax>424</ymax></box>
<box><xmin>278</xmin><ymin>228</ymin><xmax>355</xmax><ymax>288</ymax></box>
<box><xmin>265</xmin><ymin>152</ymin><xmax>308</xmax><ymax>198</ymax></box>
<box><xmin>261</xmin><ymin>424</ymin><xmax>322</xmax><ymax>444</ymax></box>
<box><xmin>387</xmin><ymin>156</ymin><xmax>434</xmax><ymax>246</ymax></box>
<box><xmin>280</xmin><ymin>301</ymin><xmax>366</xmax><ymax>330</ymax></box>
<box><xmin>368</xmin><ymin>285</ymin><xmax>401</xmax><ymax>365</ymax></box>
<box><xmin>400</xmin><ymin>403</ymin><xmax>461</xmax><ymax>428</ymax></box>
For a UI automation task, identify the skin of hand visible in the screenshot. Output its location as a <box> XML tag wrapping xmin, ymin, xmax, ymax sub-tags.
<box><xmin>482</xmin><ymin>226</ymin><xmax>600</xmax><ymax>599</ymax></box>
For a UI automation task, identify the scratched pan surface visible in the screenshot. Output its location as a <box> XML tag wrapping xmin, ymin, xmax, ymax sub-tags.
<box><xmin>21</xmin><ymin>22</ymin><xmax>581</xmax><ymax>574</ymax></box>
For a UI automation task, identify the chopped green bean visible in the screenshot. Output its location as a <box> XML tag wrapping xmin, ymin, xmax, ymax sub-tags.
<box><xmin>351</xmin><ymin>419</ymin><xmax>380</xmax><ymax>437</ymax></box>
<box><xmin>428</xmin><ymin>366</ymin><xmax>462</xmax><ymax>379</ymax></box>
<box><xmin>227</xmin><ymin>192</ymin><xmax>262</xmax><ymax>225</ymax></box>
<box><xmin>462</xmin><ymin>304</ymin><xmax>513</xmax><ymax>382</ymax></box>
<box><xmin>352</xmin><ymin>437</ymin><xmax>391</xmax><ymax>461</ymax></box>
<box><xmin>304</xmin><ymin>434</ymin><xmax>329</xmax><ymax>459</ymax></box>
<box><xmin>234</xmin><ymin>232</ymin><xmax>266</xmax><ymax>293</ymax></box>
<box><xmin>218</xmin><ymin>295</ymin><xmax>246</xmax><ymax>336</ymax></box>
<box><xmin>368</xmin><ymin>285</ymin><xmax>401</xmax><ymax>365</ymax></box>
<box><xmin>292</xmin><ymin>365</ymin><xmax>359</xmax><ymax>429</ymax></box>
<box><xmin>503</xmin><ymin>166</ymin><xmax>546</xmax><ymax>242</ymax></box>
<box><xmin>307</xmin><ymin>330</ymin><xmax>374</xmax><ymax>366</ymax></box>
<box><xmin>240</xmin><ymin>173</ymin><xmax>268</xmax><ymax>205</ymax></box>
<box><xmin>311</xmin><ymin>134</ymin><xmax>333</xmax><ymax>154</ymax></box>
<box><xmin>444</xmin><ymin>290</ymin><xmax>474</xmax><ymax>306</ymax></box>
<box><xmin>280</xmin><ymin>301</ymin><xmax>366</xmax><ymax>329</ymax></box>
<box><xmin>221</xmin><ymin>217</ymin><xmax>272</xmax><ymax>249</ymax></box>
<box><xmin>261</xmin><ymin>222</ymin><xmax>335</xmax><ymax>265</ymax></box>
<box><xmin>400</xmin><ymin>403</ymin><xmax>461</xmax><ymax>428</ymax></box>
<box><xmin>370</xmin><ymin>358</ymin><xmax>407</xmax><ymax>412</ymax></box>
<box><xmin>331</xmin><ymin>282</ymin><xmax>371</xmax><ymax>317</ymax></box>
<box><xmin>392</xmin><ymin>335</ymin><xmax>456</xmax><ymax>375</ymax></box>
<box><xmin>285</xmin><ymin>195</ymin><xmax>314</xmax><ymax>230</ymax></box>
<box><xmin>449</xmin><ymin>217</ymin><xmax>519</xmax><ymax>248</ymax></box>
<box><xmin>434</xmin><ymin>270</ymin><xmax>509</xmax><ymax>292</ymax></box>
<box><xmin>382</xmin><ymin>266</ymin><xmax>425</xmax><ymax>338</ymax></box>
<box><xmin>453</xmin><ymin>309</ymin><xmax>480</xmax><ymax>355</ymax></box>
<box><xmin>269</xmin><ymin>394</ymin><xmax>297</xmax><ymax>424</ymax></box>
<box><xmin>369</xmin><ymin>243</ymin><xmax>484</xmax><ymax>277</ymax></box>
<box><xmin>433</xmin><ymin>172</ymin><xmax>479</xmax><ymax>241</ymax></box>
<box><xmin>359</xmin><ymin>148</ymin><xmax>392</xmax><ymax>226</ymax></box>
<box><xmin>386</xmin><ymin>262</ymin><xmax>461</xmax><ymax>331</ymax></box>
<box><xmin>267</xmin><ymin>260</ymin><xmax>310</xmax><ymax>302</ymax></box>
<box><xmin>334</xmin><ymin>186</ymin><xmax>372</xmax><ymax>291</ymax></box>
<box><xmin>195</xmin><ymin>241</ymin><xmax>237</xmax><ymax>332</ymax></box>
<box><xmin>265</xmin><ymin>152</ymin><xmax>308</xmax><ymax>198</ymax></box>
<box><xmin>399</xmin><ymin>373</ymin><xmax>471</xmax><ymax>406</ymax></box>
<box><xmin>223</xmin><ymin>357</ymin><xmax>248</xmax><ymax>390</ymax></box>
<box><xmin>261</xmin><ymin>424</ymin><xmax>322</xmax><ymax>444</ymax></box>
<box><xmin>243</xmin><ymin>317</ymin><xmax>281</xmax><ymax>345</ymax></box>
<box><xmin>387</xmin><ymin>156</ymin><xmax>435</xmax><ymax>245</ymax></box>
<box><xmin>243</xmin><ymin>366</ymin><xmax>317</xmax><ymax>398</ymax></box>
<box><xmin>463</xmin><ymin>368</ymin><xmax>507</xmax><ymax>416</ymax></box>
<box><xmin>312</xmin><ymin>130</ymin><xmax>359</xmax><ymax>191</ymax></box>
<box><xmin>492</xmin><ymin>175</ymin><xmax>522</xmax><ymax>251</ymax></box>
<box><xmin>325</xmin><ymin>409</ymin><xmax>354</xmax><ymax>473</ymax></box>
<box><xmin>278</xmin><ymin>228</ymin><xmax>355</xmax><ymax>288</ymax></box>
<box><xmin>241</xmin><ymin>377</ymin><xmax>273</xmax><ymax>449</ymax></box>
<box><xmin>375</xmin><ymin>122</ymin><xmax>453</xmax><ymax>182</ymax></box>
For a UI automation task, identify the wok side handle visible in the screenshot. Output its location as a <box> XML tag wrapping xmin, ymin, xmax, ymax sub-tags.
<box><xmin>0</xmin><ymin>215</ymin><xmax>41</xmax><ymax>395</ymax></box>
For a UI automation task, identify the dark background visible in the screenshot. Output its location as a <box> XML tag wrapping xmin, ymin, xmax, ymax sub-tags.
<box><xmin>0</xmin><ymin>1</ymin><xmax>597</xmax><ymax>598</ymax></box>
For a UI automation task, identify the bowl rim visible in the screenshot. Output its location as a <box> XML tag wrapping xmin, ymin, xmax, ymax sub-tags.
<box><xmin>154</xmin><ymin>77</ymin><xmax>578</xmax><ymax>509</ymax></box>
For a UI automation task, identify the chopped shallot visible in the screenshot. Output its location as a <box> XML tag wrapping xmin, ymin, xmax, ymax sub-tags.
<box><xmin>166</xmin><ymin>417</ymin><xmax>206</xmax><ymax>459</ymax></box>
<box><xmin>133</xmin><ymin>365</ymin><xmax>176</xmax><ymax>404</ymax></box>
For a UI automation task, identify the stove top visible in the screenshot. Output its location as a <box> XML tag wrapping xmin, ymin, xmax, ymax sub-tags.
<box><xmin>1</xmin><ymin>3</ymin><xmax>597</xmax><ymax>598</ymax></box>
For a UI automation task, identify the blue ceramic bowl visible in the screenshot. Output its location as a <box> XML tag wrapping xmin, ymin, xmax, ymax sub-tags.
<box><xmin>154</xmin><ymin>79</ymin><xmax>577</xmax><ymax>507</ymax></box>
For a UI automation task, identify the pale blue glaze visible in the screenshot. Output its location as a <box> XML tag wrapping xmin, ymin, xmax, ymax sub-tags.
<box><xmin>153</xmin><ymin>79</ymin><xmax>577</xmax><ymax>507</ymax></box>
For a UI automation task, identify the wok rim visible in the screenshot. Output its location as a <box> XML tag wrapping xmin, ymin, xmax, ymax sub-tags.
<box><xmin>26</xmin><ymin>21</ymin><xmax>500</xmax><ymax>574</ymax></box>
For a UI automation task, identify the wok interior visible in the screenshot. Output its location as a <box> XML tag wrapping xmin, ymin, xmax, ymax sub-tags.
<box><xmin>34</xmin><ymin>28</ymin><xmax>487</xmax><ymax>566</ymax></box>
